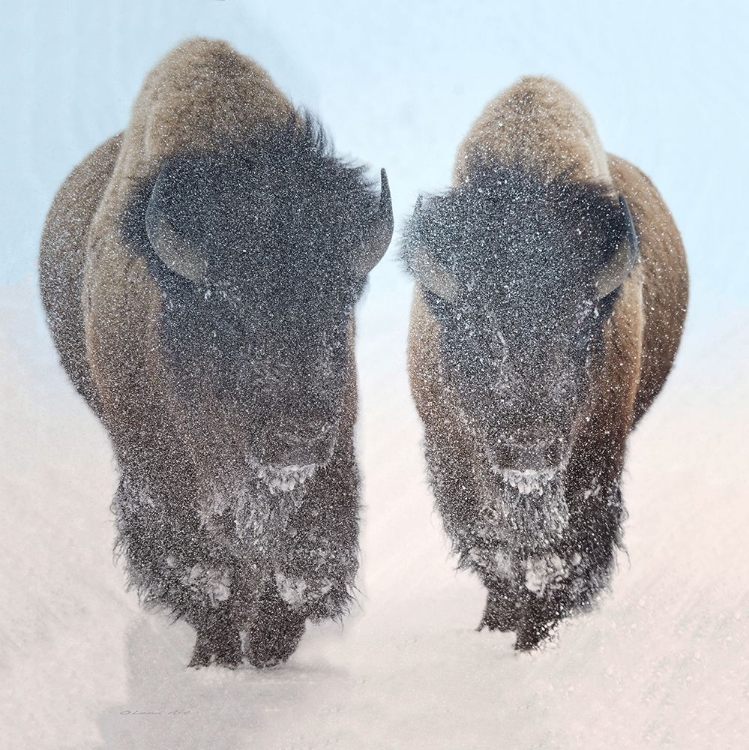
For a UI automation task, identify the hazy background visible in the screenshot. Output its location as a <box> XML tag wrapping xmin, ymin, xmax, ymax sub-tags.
<box><xmin>2</xmin><ymin>1</ymin><xmax>748</xmax><ymax>748</ymax></box>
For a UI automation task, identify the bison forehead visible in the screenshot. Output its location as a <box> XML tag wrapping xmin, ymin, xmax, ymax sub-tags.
<box><xmin>403</xmin><ymin>164</ymin><xmax>628</xmax><ymax>300</ymax></box>
<box><xmin>122</xmin><ymin>114</ymin><xmax>380</xmax><ymax>300</ymax></box>
<box><xmin>148</xmin><ymin>126</ymin><xmax>376</xmax><ymax>266</ymax></box>
<box><xmin>174</xmin><ymin>164</ymin><xmax>362</xmax><ymax>265</ymax></box>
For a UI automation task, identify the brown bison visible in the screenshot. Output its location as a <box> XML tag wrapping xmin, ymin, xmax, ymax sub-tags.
<box><xmin>39</xmin><ymin>38</ymin><xmax>393</xmax><ymax>667</ymax></box>
<box><xmin>402</xmin><ymin>77</ymin><xmax>688</xmax><ymax>649</ymax></box>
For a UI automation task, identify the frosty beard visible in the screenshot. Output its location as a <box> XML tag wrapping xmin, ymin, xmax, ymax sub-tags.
<box><xmin>467</xmin><ymin>455</ymin><xmax>575</xmax><ymax>590</ymax></box>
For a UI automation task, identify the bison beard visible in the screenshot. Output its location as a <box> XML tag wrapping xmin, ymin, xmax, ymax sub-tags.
<box><xmin>424</xmin><ymin>433</ymin><xmax>624</xmax><ymax>649</ymax></box>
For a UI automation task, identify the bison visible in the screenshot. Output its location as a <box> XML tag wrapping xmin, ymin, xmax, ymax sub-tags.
<box><xmin>39</xmin><ymin>38</ymin><xmax>393</xmax><ymax>668</ymax></box>
<box><xmin>402</xmin><ymin>76</ymin><xmax>688</xmax><ymax>649</ymax></box>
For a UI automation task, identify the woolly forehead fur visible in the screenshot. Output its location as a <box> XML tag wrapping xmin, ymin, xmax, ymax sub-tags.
<box><xmin>453</xmin><ymin>76</ymin><xmax>612</xmax><ymax>187</ymax></box>
<box><xmin>123</xmin><ymin>114</ymin><xmax>378</xmax><ymax>292</ymax></box>
<box><xmin>401</xmin><ymin>166</ymin><xmax>629</xmax><ymax>304</ymax></box>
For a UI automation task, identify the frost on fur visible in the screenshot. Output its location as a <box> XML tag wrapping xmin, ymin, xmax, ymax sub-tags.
<box><xmin>183</xmin><ymin>564</ymin><xmax>232</xmax><ymax>607</ymax></box>
<box><xmin>475</xmin><ymin>463</ymin><xmax>571</xmax><ymax>563</ymax></box>
<box><xmin>275</xmin><ymin>573</ymin><xmax>334</xmax><ymax>610</ymax></box>
<box><xmin>454</xmin><ymin>462</ymin><xmax>617</xmax><ymax>611</ymax></box>
<box><xmin>256</xmin><ymin>464</ymin><xmax>317</xmax><ymax>494</ymax></box>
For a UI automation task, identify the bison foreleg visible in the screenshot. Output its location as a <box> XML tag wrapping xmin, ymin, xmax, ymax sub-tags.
<box><xmin>113</xmin><ymin>473</ymin><xmax>249</xmax><ymax>667</ymax></box>
<box><xmin>243</xmin><ymin>578</ymin><xmax>307</xmax><ymax>669</ymax></box>
<box><xmin>478</xmin><ymin>579</ymin><xmax>519</xmax><ymax>632</ymax></box>
<box><xmin>511</xmin><ymin>476</ymin><xmax>625</xmax><ymax>649</ymax></box>
<box><xmin>272</xmin><ymin>471</ymin><xmax>360</xmax><ymax>623</ymax></box>
<box><xmin>189</xmin><ymin>608</ymin><xmax>244</xmax><ymax>668</ymax></box>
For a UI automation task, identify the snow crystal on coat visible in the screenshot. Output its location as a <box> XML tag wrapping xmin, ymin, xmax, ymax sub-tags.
<box><xmin>275</xmin><ymin>572</ymin><xmax>333</xmax><ymax>610</ymax></box>
<box><xmin>182</xmin><ymin>564</ymin><xmax>232</xmax><ymax>607</ymax></box>
<box><xmin>256</xmin><ymin>464</ymin><xmax>317</xmax><ymax>494</ymax></box>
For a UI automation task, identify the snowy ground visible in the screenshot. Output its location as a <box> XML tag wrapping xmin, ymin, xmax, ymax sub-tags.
<box><xmin>2</xmin><ymin>1</ymin><xmax>749</xmax><ymax>748</ymax></box>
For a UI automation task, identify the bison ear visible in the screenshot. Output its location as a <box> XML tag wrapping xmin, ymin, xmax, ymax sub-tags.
<box><xmin>355</xmin><ymin>169</ymin><xmax>394</xmax><ymax>276</ymax></box>
<box><xmin>595</xmin><ymin>195</ymin><xmax>639</xmax><ymax>299</ymax></box>
<box><xmin>146</xmin><ymin>164</ymin><xmax>208</xmax><ymax>284</ymax></box>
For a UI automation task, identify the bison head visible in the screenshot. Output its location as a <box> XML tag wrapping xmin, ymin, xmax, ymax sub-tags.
<box><xmin>126</xmin><ymin>117</ymin><xmax>392</xmax><ymax>485</ymax></box>
<box><xmin>403</xmin><ymin>165</ymin><xmax>637</xmax><ymax>480</ymax></box>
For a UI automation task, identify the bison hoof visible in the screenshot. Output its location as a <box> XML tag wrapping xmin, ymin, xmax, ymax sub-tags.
<box><xmin>188</xmin><ymin>626</ymin><xmax>243</xmax><ymax>669</ymax></box>
<box><xmin>245</xmin><ymin>610</ymin><xmax>306</xmax><ymax>668</ymax></box>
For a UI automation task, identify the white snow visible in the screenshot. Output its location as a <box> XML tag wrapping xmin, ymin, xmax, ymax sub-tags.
<box><xmin>184</xmin><ymin>565</ymin><xmax>232</xmax><ymax>607</ymax></box>
<box><xmin>524</xmin><ymin>554</ymin><xmax>569</xmax><ymax>596</ymax></box>
<box><xmin>2</xmin><ymin>1</ymin><xmax>749</xmax><ymax>749</ymax></box>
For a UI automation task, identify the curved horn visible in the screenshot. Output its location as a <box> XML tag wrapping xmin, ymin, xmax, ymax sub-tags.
<box><xmin>410</xmin><ymin>245</ymin><xmax>461</xmax><ymax>302</ymax></box>
<box><xmin>146</xmin><ymin>167</ymin><xmax>208</xmax><ymax>284</ymax></box>
<box><xmin>356</xmin><ymin>168</ymin><xmax>394</xmax><ymax>276</ymax></box>
<box><xmin>595</xmin><ymin>195</ymin><xmax>640</xmax><ymax>299</ymax></box>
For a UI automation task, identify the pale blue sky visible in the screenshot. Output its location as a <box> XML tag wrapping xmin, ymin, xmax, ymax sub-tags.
<box><xmin>2</xmin><ymin>0</ymin><xmax>747</xmax><ymax>347</ymax></box>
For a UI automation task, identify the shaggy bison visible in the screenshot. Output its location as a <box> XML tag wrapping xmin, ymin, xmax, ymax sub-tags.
<box><xmin>402</xmin><ymin>76</ymin><xmax>688</xmax><ymax>649</ymax></box>
<box><xmin>39</xmin><ymin>38</ymin><xmax>392</xmax><ymax>667</ymax></box>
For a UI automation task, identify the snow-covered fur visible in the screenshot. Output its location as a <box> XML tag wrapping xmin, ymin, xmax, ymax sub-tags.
<box><xmin>403</xmin><ymin>77</ymin><xmax>688</xmax><ymax>649</ymax></box>
<box><xmin>39</xmin><ymin>38</ymin><xmax>391</xmax><ymax>668</ymax></box>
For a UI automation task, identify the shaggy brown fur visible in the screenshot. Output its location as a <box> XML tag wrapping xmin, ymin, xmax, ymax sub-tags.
<box><xmin>39</xmin><ymin>38</ymin><xmax>388</xmax><ymax>668</ymax></box>
<box><xmin>406</xmin><ymin>76</ymin><xmax>688</xmax><ymax>649</ymax></box>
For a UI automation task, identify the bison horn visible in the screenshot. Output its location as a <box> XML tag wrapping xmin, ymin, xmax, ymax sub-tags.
<box><xmin>410</xmin><ymin>245</ymin><xmax>461</xmax><ymax>302</ymax></box>
<box><xmin>356</xmin><ymin>168</ymin><xmax>394</xmax><ymax>276</ymax></box>
<box><xmin>146</xmin><ymin>166</ymin><xmax>208</xmax><ymax>284</ymax></box>
<box><xmin>595</xmin><ymin>195</ymin><xmax>639</xmax><ymax>299</ymax></box>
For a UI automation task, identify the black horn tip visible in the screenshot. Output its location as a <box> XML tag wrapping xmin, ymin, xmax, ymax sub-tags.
<box><xmin>379</xmin><ymin>168</ymin><xmax>391</xmax><ymax>204</ymax></box>
<box><xmin>378</xmin><ymin>168</ymin><xmax>393</xmax><ymax>227</ymax></box>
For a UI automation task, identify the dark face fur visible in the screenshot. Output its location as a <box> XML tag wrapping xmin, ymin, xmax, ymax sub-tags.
<box><xmin>124</xmin><ymin>120</ymin><xmax>384</xmax><ymax>472</ymax></box>
<box><xmin>404</xmin><ymin>167</ymin><xmax>631</xmax><ymax>473</ymax></box>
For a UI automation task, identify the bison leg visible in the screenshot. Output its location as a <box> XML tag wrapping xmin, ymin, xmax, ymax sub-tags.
<box><xmin>513</xmin><ymin>588</ymin><xmax>565</xmax><ymax>651</ymax></box>
<box><xmin>238</xmin><ymin>482</ymin><xmax>358</xmax><ymax>667</ymax></box>
<box><xmin>510</xmin><ymin>478</ymin><xmax>625</xmax><ymax>650</ymax></box>
<box><xmin>272</xmin><ymin>465</ymin><xmax>360</xmax><ymax>623</ymax></box>
<box><xmin>479</xmin><ymin>579</ymin><xmax>519</xmax><ymax>632</ymax></box>
<box><xmin>480</xmin><ymin>573</ymin><xmax>566</xmax><ymax>648</ymax></box>
<box><xmin>243</xmin><ymin>578</ymin><xmax>307</xmax><ymax>669</ymax></box>
<box><xmin>113</xmin><ymin>473</ymin><xmax>247</xmax><ymax>667</ymax></box>
<box><xmin>189</xmin><ymin>608</ymin><xmax>244</xmax><ymax>668</ymax></box>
